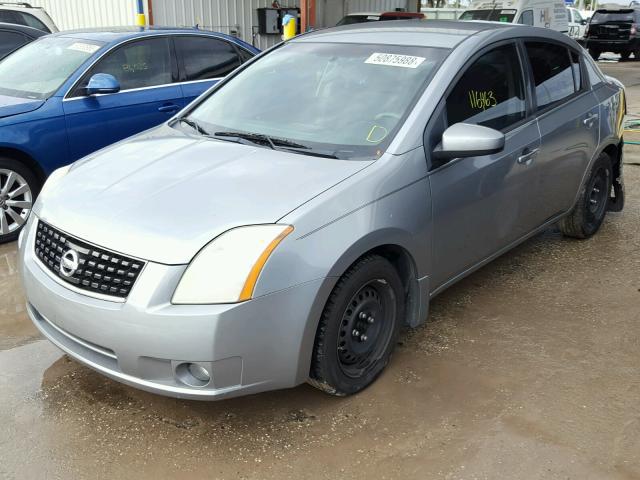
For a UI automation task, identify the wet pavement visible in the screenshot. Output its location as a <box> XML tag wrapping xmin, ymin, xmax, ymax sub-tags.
<box><xmin>1</xmin><ymin>63</ymin><xmax>640</xmax><ymax>479</ymax></box>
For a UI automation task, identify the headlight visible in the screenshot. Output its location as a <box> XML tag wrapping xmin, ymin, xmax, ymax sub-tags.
<box><xmin>172</xmin><ymin>224</ymin><xmax>293</xmax><ymax>304</ymax></box>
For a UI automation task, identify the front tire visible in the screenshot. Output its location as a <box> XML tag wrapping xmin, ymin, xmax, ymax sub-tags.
<box><xmin>558</xmin><ymin>153</ymin><xmax>612</xmax><ymax>239</ymax></box>
<box><xmin>309</xmin><ymin>255</ymin><xmax>404</xmax><ymax>396</ymax></box>
<box><xmin>0</xmin><ymin>158</ymin><xmax>39</xmax><ymax>244</ymax></box>
<box><xmin>589</xmin><ymin>48</ymin><xmax>601</xmax><ymax>60</ymax></box>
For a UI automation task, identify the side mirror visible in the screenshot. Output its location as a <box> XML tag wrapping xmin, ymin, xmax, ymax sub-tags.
<box><xmin>581</xmin><ymin>19</ymin><xmax>588</xmax><ymax>25</ymax></box>
<box><xmin>86</xmin><ymin>73</ymin><xmax>120</xmax><ymax>96</ymax></box>
<box><xmin>433</xmin><ymin>123</ymin><xmax>505</xmax><ymax>161</ymax></box>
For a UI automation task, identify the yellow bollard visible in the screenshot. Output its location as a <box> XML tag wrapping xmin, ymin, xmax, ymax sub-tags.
<box><xmin>136</xmin><ymin>13</ymin><xmax>146</xmax><ymax>26</ymax></box>
<box><xmin>282</xmin><ymin>14</ymin><xmax>296</xmax><ymax>40</ymax></box>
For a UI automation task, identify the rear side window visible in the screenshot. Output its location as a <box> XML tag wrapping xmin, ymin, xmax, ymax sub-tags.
<box><xmin>525</xmin><ymin>42</ymin><xmax>575</xmax><ymax>110</ymax></box>
<box><xmin>176</xmin><ymin>36</ymin><xmax>241</xmax><ymax>81</ymax></box>
<box><xmin>0</xmin><ymin>31</ymin><xmax>26</xmax><ymax>58</ymax></box>
<box><xmin>446</xmin><ymin>43</ymin><xmax>526</xmax><ymax>131</ymax></box>
<box><xmin>570</xmin><ymin>50</ymin><xmax>582</xmax><ymax>91</ymax></box>
<box><xmin>584</xmin><ymin>56</ymin><xmax>605</xmax><ymax>87</ymax></box>
<box><xmin>17</xmin><ymin>12</ymin><xmax>49</xmax><ymax>32</ymax></box>
<box><xmin>90</xmin><ymin>37</ymin><xmax>173</xmax><ymax>91</ymax></box>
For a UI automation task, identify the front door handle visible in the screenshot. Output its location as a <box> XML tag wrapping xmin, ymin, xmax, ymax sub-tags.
<box><xmin>158</xmin><ymin>103</ymin><xmax>179</xmax><ymax>113</ymax></box>
<box><xmin>517</xmin><ymin>148</ymin><xmax>539</xmax><ymax>165</ymax></box>
<box><xmin>583</xmin><ymin>113</ymin><xmax>599</xmax><ymax>128</ymax></box>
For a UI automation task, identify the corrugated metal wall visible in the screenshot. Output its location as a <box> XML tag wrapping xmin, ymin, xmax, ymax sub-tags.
<box><xmin>150</xmin><ymin>0</ymin><xmax>300</xmax><ymax>50</ymax></box>
<box><xmin>344</xmin><ymin>0</ymin><xmax>415</xmax><ymax>13</ymax></box>
<box><xmin>27</xmin><ymin>0</ymin><xmax>142</xmax><ymax>30</ymax></box>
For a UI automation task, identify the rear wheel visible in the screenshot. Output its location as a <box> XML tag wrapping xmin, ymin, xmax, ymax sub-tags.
<box><xmin>558</xmin><ymin>153</ymin><xmax>612</xmax><ymax>239</ymax></box>
<box><xmin>309</xmin><ymin>255</ymin><xmax>404</xmax><ymax>396</ymax></box>
<box><xmin>0</xmin><ymin>158</ymin><xmax>39</xmax><ymax>244</ymax></box>
<box><xmin>589</xmin><ymin>48</ymin><xmax>601</xmax><ymax>60</ymax></box>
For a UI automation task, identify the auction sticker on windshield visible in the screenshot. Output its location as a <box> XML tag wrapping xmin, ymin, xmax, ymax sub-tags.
<box><xmin>365</xmin><ymin>53</ymin><xmax>426</xmax><ymax>68</ymax></box>
<box><xmin>67</xmin><ymin>42</ymin><xmax>100</xmax><ymax>54</ymax></box>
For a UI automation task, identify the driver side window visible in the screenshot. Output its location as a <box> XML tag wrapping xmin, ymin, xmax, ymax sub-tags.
<box><xmin>445</xmin><ymin>43</ymin><xmax>526</xmax><ymax>131</ymax></box>
<box><xmin>71</xmin><ymin>37</ymin><xmax>173</xmax><ymax>97</ymax></box>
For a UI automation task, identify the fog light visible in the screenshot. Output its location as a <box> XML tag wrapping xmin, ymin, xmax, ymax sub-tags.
<box><xmin>188</xmin><ymin>363</ymin><xmax>210</xmax><ymax>382</ymax></box>
<box><xmin>175</xmin><ymin>362</ymin><xmax>211</xmax><ymax>387</ymax></box>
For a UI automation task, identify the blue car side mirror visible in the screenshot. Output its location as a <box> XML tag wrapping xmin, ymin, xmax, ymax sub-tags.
<box><xmin>86</xmin><ymin>73</ymin><xmax>121</xmax><ymax>96</ymax></box>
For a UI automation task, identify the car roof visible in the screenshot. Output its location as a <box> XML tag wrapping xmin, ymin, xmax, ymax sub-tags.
<box><xmin>294</xmin><ymin>19</ymin><xmax>532</xmax><ymax>49</ymax></box>
<box><xmin>47</xmin><ymin>26</ymin><xmax>248</xmax><ymax>46</ymax></box>
<box><xmin>0</xmin><ymin>20</ymin><xmax>46</xmax><ymax>37</ymax></box>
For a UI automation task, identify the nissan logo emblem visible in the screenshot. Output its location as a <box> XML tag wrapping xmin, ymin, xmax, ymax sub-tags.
<box><xmin>60</xmin><ymin>249</ymin><xmax>80</xmax><ymax>278</ymax></box>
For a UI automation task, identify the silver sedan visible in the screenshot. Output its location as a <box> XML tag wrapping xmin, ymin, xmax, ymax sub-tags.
<box><xmin>19</xmin><ymin>21</ymin><xmax>626</xmax><ymax>400</ymax></box>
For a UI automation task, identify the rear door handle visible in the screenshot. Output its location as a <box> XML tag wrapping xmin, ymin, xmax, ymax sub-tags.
<box><xmin>583</xmin><ymin>113</ymin><xmax>599</xmax><ymax>128</ymax></box>
<box><xmin>517</xmin><ymin>148</ymin><xmax>539</xmax><ymax>165</ymax></box>
<box><xmin>158</xmin><ymin>103</ymin><xmax>179</xmax><ymax>113</ymax></box>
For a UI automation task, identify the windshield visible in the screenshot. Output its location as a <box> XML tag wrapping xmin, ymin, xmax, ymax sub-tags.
<box><xmin>187</xmin><ymin>42</ymin><xmax>447</xmax><ymax>159</ymax></box>
<box><xmin>591</xmin><ymin>11</ymin><xmax>635</xmax><ymax>23</ymax></box>
<box><xmin>0</xmin><ymin>37</ymin><xmax>103</xmax><ymax>99</ymax></box>
<box><xmin>459</xmin><ymin>9</ymin><xmax>516</xmax><ymax>22</ymax></box>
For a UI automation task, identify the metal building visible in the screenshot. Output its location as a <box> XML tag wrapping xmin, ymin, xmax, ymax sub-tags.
<box><xmin>22</xmin><ymin>0</ymin><xmax>419</xmax><ymax>49</ymax></box>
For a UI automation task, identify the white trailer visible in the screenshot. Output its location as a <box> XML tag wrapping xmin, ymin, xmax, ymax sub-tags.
<box><xmin>459</xmin><ymin>0</ymin><xmax>569</xmax><ymax>33</ymax></box>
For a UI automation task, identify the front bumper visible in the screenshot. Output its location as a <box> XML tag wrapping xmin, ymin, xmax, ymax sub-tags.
<box><xmin>20</xmin><ymin>217</ymin><xmax>329</xmax><ymax>400</ymax></box>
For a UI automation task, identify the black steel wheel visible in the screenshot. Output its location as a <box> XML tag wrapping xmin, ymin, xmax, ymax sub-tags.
<box><xmin>559</xmin><ymin>153</ymin><xmax>612</xmax><ymax>239</ymax></box>
<box><xmin>309</xmin><ymin>255</ymin><xmax>404</xmax><ymax>396</ymax></box>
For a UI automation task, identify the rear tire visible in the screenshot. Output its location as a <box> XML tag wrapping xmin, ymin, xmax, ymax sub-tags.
<box><xmin>309</xmin><ymin>255</ymin><xmax>404</xmax><ymax>396</ymax></box>
<box><xmin>558</xmin><ymin>153</ymin><xmax>612</xmax><ymax>239</ymax></box>
<box><xmin>0</xmin><ymin>158</ymin><xmax>39</xmax><ymax>244</ymax></box>
<box><xmin>589</xmin><ymin>48</ymin><xmax>601</xmax><ymax>60</ymax></box>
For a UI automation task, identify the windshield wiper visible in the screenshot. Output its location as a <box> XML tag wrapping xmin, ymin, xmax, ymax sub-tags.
<box><xmin>214</xmin><ymin>131</ymin><xmax>310</xmax><ymax>150</ymax></box>
<box><xmin>213</xmin><ymin>131</ymin><xmax>339</xmax><ymax>159</ymax></box>
<box><xmin>179</xmin><ymin>117</ymin><xmax>210</xmax><ymax>136</ymax></box>
<box><xmin>276</xmin><ymin>146</ymin><xmax>340</xmax><ymax>159</ymax></box>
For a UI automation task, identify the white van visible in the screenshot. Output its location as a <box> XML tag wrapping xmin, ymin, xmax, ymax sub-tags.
<box><xmin>459</xmin><ymin>0</ymin><xmax>569</xmax><ymax>33</ymax></box>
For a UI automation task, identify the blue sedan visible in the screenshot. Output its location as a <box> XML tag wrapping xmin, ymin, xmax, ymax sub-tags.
<box><xmin>0</xmin><ymin>27</ymin><xmax>258</xmax><ymax>242</ymax></box>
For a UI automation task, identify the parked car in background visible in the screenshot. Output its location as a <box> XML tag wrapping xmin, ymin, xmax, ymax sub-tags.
<box><xmin>0</xmin><ymin>27</ymin><xmax>258</xmax><ymax>242</ymax></box>
<box><xmin>460</xmin><ymin>0</ymin><xmax>568</xmax><ymax>33</ymax></box>
<box><xmin>19</xmin><ymin>21</ymin><xmax>625</xmax><ymax>401</ymax></box>
<box><xmin>584</xmin><ymin>7</ymin><xmax>640</xmax><ymax>60</ymax></box>
<box><xmin>336</xmin><ymin>11</ymin><xmax>424</xmax><ymax>25</ymax></box>
<box><xmin>0</xmin><ymin>2</ymin><xmax>57</xmax><ymax>33</ymax></box>
<box><xmin>567</xmin><ymin>6</ymin><xmax>588</xmax><ymax>40</ymax></box>
<box><xmin>0</xmin><ymin>21</ymin><xmax>44</xmax><ymax>59</ymax></box>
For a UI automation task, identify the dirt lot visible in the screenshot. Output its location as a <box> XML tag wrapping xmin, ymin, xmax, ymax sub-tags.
<box><xmin>1</xmin><ymin>62</ymin><xmax>639</xmax><ymax>480</ymax></box>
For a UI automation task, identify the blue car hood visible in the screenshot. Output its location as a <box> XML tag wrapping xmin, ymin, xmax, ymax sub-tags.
<box><xmin>36</xmin><ymin>128</ymin><xmax>373</xmax><ymax>264</ymax></box>
<box><xmin>0</xmin><ymin>94</ymin><xmax>45</xmax><ymax>119</ymax></box>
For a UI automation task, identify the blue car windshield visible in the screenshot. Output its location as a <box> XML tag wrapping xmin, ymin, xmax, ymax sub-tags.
<box><xmin>0</xmin><ymin>37</ymin><xmax>104</xmax><ymax>100</ymax></box>
<box><xmin>188</xmin><ymin>42</ymin><xmax>448</xmax><ymax>159</ymax></box>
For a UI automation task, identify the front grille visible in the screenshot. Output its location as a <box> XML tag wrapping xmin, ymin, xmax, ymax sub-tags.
<box><xmin>34</xmin><ymin>220</ymin><xmax>145</xmax><ymax>299</ymax></box>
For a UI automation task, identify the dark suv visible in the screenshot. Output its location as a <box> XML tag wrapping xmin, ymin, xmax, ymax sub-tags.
<box><xmin>584</xmin><ymin>8</ymin><xmax>640</xmax><ymax>60</ymax></box>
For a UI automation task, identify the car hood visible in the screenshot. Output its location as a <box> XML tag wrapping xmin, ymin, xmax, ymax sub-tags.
<box><xmin>0</xmin><ymin>94</ymin><xmax>45</xmax><ymax>119</ymax></box>
<box><xmin>37</xmin><ymin>131</ymin><xmax>372</xmax><ymax>264</ymax></box>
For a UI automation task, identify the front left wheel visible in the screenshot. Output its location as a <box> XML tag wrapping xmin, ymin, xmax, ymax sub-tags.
<box><xmin>309</xmin><ymin>255</ymin><xmax>404</xmax><ymax>396</ymax></box>
<box><xmin>0</xmin><ymin>158</ymin><xmax>39</xmax><ymax>244</ymax></box>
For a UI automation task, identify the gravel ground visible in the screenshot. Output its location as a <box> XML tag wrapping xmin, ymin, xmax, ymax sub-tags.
<box><xmin>0</xmin><ymin>61</ymin><xmax>638</xmax><ymax>480</ymax></box>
